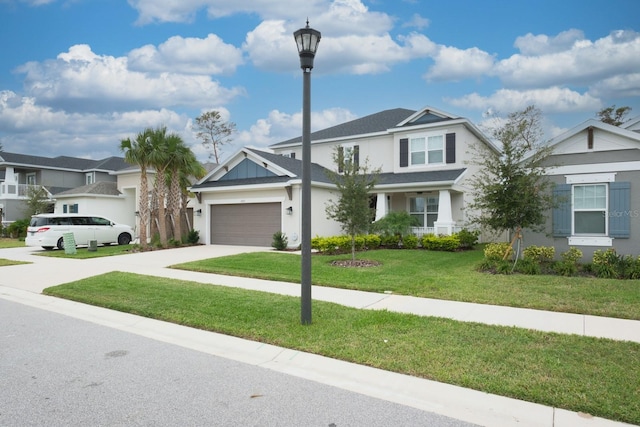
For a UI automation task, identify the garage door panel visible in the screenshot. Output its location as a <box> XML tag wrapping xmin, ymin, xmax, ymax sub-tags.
<box><xmin>211</xmin><ymin>203</ymin><xmax>281</xmax><ymax>246</ymax></box>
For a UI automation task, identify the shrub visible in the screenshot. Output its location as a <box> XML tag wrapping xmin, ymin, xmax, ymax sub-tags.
<box><xmin>271</xmin><ymin>231</ymin><xmax>288</xmax><ymax>251</ymax></box>
<box><xmin>514</xmin><ymin>258</ymin><xmax>541</xmax><ymax>275</ymax></box>
<box><xmin>7</xmin><ymin>218</ymin><xmax>29</xmax><ymax>238</ymax></box>
<box><xmin>483</xmin><ymin>242</ymin><xmax>513</xmax><ymax>261</ymax></box>
<box><xmin>523</xmin><ymin>245</ymin><xmax>555</xmax><ymax>263</ymax></box>
<box><xmin>364</xmin><ymin>234</ymin><xmax>381</xmax><ymax>250</ymax></box>
<box><xmin>370</xmin><ymin>211</ymin><xmax>419</xmax><ymax>240</ymax></box>
<box><xmin>421</xmin><ymin>234</ymin><xmax>460</xmax><ymax>251</ymax></box>
<box><xmin>380</xmin><ymin>234</ymin><xmax>401</xmax><ymax>248</ymax></box>
<box><xmin>402</xmin><ymin>234</ymin><xmax>419</xmax><ymax>249</ymax></box>
<box><xmin>186</xmin><ymin>229</ymin><xmax>200</xmax><ymax>245</ymax></box>
<box><xmin>456</xmin><ymin>228</ymin><xmax>480</xmax><ymax>249</ymax></box>
<box><xmin>561</xmin><ymin>247</ymin><xmax>583</xmax><ymax>265</ymax></box>
<box><xmin>591</xmin><ymin>248</ymin><xmax>620</xmax><ymax>279</ymax></box>
<box><xmin>554</xmin><ymin>261</ymin><xmax>578</xmax><ymax>277</ymax></box>
<box><xmin>168</xmin><ymin>238</ymin><xmax>181</xmax><ymax>247</ymax></box>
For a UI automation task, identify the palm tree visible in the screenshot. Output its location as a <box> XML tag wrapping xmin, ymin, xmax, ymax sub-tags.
<box><xmin>147</xmin><ymin>126</ymin><xmax>175</xmax><ymax>247</ymax></box>
<box><xmin>166</xmin><ymin>142</ymin><xmax>205</xmax><ymax>242</ymax></box>
<box><xmin>120</xmin><ymin>128</ymin><xmax>153</xmax><ymax>249</ymax></box>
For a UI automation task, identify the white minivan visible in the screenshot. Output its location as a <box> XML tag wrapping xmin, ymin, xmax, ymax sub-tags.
<box><xmin>25</xmin><ymin>214</ymin><xmax>135</xmax><ymax>250</ymax></box>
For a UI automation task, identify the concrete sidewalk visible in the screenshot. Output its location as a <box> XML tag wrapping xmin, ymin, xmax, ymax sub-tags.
<box><xmin>0</xmin><ymin>245</ymin><xmax>638</xmax><ymax>426</ymax></box>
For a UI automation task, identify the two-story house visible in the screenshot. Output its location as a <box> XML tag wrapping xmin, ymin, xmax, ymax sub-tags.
<box><xmin>190</xmin><ymin>106</ymin><xmax>498</xmax><ymax>247</ymax></box>
<box><xmin>0</xmin><ymin>152</ymin><xmax>134</xmax><ymax>227</ymax></box>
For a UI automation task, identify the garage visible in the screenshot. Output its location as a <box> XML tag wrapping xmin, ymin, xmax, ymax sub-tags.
<box><xmin>210</xmin><ymin>202</ymin><xmax>281</xmax><ymax>246</ymax></box>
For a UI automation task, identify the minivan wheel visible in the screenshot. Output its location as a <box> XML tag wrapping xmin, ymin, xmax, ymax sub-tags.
<box><xmin>56</xmin><ymin>238</ymin><xmax>65</xmax><ymax>250</ymax></box>
<box><xmin>118</xmin><ymin>233</ymin><xmax>132</xmax><ymax>245</ymax></box>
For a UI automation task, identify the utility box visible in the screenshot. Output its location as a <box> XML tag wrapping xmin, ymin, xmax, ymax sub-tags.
<box><xmin>88</xmin><ymin>240</ymin><xmax>98</xmax><ymax>252</ymax></box>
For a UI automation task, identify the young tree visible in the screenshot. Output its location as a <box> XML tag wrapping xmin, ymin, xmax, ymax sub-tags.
<box><xmin>597</xmin><ymin>105</ymin><xmax>632</xmax><ymax>126</ymax></box>
<box><xmin>23</xmin><ymin>186</ymin><xmax>51</xmax><ymax>216</ymax></box>
<box><xmin>467</xmin><ymin>105</ymin><xmax>555</xmax><ymax>256</ymax></box>
<box><xmin>193</xmin><ymin>110</ymin><xmax>236</xmax><ymax>163</ymax></box>
<box><xmin>325</xmin><ymin>146</ymin><xmax>380</xmax><ymax>261</ymax></box>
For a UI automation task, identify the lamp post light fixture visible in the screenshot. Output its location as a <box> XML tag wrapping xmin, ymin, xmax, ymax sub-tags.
<box><xmin>294</xmin><ymin>20</ymin><xmax>320</xmax><ymax>325</ymax></box>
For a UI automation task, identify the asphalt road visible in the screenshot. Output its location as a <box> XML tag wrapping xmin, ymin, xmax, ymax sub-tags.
<box><xmin>0</xmin><ymin>299</ymin><xmax>477</xmax><ymax>427</ymax></box>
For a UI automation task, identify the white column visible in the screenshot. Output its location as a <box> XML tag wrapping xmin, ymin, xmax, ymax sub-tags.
<box><xmin>434</xmin><ymin>189</ymin><xmax>455</xmax><ymax>235</ymax></box>
<box><xmin>375</xmin><ymin>192</ymin><xmax>387</xmax><ymax>221</ymax></box>
<box><xmin>5</xmin><ymin>167</ymin><xmax>15</xmax><ymax>182</ymax></box>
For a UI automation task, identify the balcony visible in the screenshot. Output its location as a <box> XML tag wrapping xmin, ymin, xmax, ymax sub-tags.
<box><xmin>0</xmin><ymin>183</ymin><xmax>46</xmax><ymax>199</ymax></box>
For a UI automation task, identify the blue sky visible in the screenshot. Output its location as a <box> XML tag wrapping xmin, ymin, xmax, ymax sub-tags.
<box><xmin>1</xmin><ymin>0</ymin><xmax>639</xmax><ymax>162</ymax></box>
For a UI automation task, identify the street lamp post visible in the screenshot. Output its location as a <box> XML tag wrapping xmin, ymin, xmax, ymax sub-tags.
<box><xmin>294</xmin><ymin>21</ymin><xmax>321</xmax><ymax>325</ymax></box>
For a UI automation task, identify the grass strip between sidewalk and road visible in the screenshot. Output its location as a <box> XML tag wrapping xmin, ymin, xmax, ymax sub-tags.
<box><xmin>44</xmin><ymin>271</ymin><xmax>640</xmax><ymax>425</ymax></box>
<box><xmin>170</xmin><ymin>250</ymin><xmax>640</xmax><ymax>320</ymax></box>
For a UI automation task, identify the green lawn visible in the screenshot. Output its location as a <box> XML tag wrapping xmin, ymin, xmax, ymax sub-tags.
<box><xmin>34</xmin><ymin>244</ymin><xmax>135</xmax><ymax>259</ymax></box>
<box><xmin>44</xmin><ymin>272</ymin><xmax>640</xmax><ymax>425</ymax></box>
<box><xmin>0</xmin><ymin>258</ymin><xmax>30</xmax><ymax>266</ymax></box>
<box><xmin>170</xmin><ymin>250</ymin><xmax>640</xmax><ymax>320</ymax></box>
<box><xmin>0</xmin><ymin>238</ymin><xmax>25</xmax><ymax>249</ymax></box>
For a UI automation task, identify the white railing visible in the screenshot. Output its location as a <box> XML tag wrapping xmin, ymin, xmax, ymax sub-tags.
<box><xmin>0</xmin><ymin>183</ymin><xmax>43</xmax><ymax>199</ymax></box>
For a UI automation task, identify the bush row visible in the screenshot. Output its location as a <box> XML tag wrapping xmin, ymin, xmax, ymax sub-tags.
<box><xmin>309</xmin><ymin>229</ymin><xmax>479</xmax><ymax>254</ymax></box>
<box><xmin>480</xmin><ymin>243</ymin><xmax>640</xmax><ymax>280</ymax></box>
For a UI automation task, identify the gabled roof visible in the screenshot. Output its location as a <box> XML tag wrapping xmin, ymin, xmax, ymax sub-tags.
<box><xmin>0</xmin><ymin>151</ymin><xmax>127</xmax><ymax>172</ymax></box>
<box><xmin>546</xmin><ymin>119</ymin><xmax>640</xmax><ymax>149</ymax></box>
<box><xmin>191</xmin><ymin>147</ymin><xmax>334</xmax><ymax>190</ymax></box>
<box><xmin>623</xmin><ymin>115</ymin><xmax>640</xmax><ymax>132</ymax></box>
<box><xmin>270</xmin><ymin>108</ymin><xmax>416</xmax><ymax>147</ymax></box>
<box><xmin>54</xmin><ymin>181</ymin><xmax>121</xmax><ymax>197</ymax></box>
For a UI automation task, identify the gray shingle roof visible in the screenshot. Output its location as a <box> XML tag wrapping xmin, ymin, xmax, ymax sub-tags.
<box><xmin>0</xmin><ymin>151</ymin><xmax>127</xmax><ymax>172</ymax></box>
<box><xmin>54</xmin><ymin>181</ymin><xmax>121</xmax><ymax>197</ymax></box>
<box><xmin>377</xmin><ymin>169</ymin><xmax>466</xmax><ymax>185</ymax></box>
<box><xmin>270</xmin><ymin>108</ymin><xmax>416</xmax><ymax>147</ymax></box>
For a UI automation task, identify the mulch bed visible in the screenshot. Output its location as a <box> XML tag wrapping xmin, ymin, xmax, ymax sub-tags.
<box><xmin>330</xmin><ymin>259</ymin><xmax>381</xmax><ymax>268</ymax></box>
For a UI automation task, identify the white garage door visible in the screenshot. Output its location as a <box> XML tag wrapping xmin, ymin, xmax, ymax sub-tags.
<box><xmin>210</xmin><ymin>203</ymin><xmax>281</xmax><ymax>246</ymax></box>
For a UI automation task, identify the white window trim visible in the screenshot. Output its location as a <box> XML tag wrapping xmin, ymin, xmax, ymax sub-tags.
<box><xmin>565</xmin><ymin>172</ymin><xmax>615</xmax><ymax>247</ymax></box>
<box><xmin>571</xmin><ymin>183</ymin><xmax>608</xmax><ymax>237</ymax></box>
<box><xmin>408</xmin><ymin>132</ymin><xmax>445</xmax><ymax>167</ymax></box>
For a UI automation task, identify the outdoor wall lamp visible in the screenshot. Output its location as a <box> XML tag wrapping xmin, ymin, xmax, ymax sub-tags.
<box><xmin>286</xmin><ymin>206</ymin><xmax>293</xmax><ymax>215</ymax></box>
<box><xmin>294</xmin><ymin>19</ymin><xmax>320</xmax><ymax>325</ymax></box>
<box><xmin>195</xmin><ymin>209</ymin><xmax>202</xmax><ymax>216</ymax></box>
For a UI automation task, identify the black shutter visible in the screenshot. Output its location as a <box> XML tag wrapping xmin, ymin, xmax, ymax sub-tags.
<box><xmin>338</xmin><ymin>146</ymin><xmax>344</xmax><ymax>173</ymax></box>
<box><xmin>446</xmin><ymin>133</ymin><xmax>456</xmax><ymax>164</ymax></box>
<box><xmin>399</xmin><ymin>138</ymin><xmax>408</xmax><ymax>167</ymax></box>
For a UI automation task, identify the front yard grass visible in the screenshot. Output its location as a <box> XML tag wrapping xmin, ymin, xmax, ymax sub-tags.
<box><xmin>34</xmin><ymin>244</ymin><xmax>134</xmax><ymax>259</ymax></box>
<box><xmin>0</xmin><ymin>238</ymin><xmax>25</xmax><ymax>249</ymax></box>
<box><xmin>0</xmin><ymin>258</ymin><xmax>30</xmax><ymax>266</ymax></box>
<box><xmin>171</xmin><ymin>250</ymin><xmax>640</xmax><ymax>320</ymax></box>
<box><xmin>43</xmin><ymin>272</ymin><xmax>640</xmax><ymax>425</ymax></box>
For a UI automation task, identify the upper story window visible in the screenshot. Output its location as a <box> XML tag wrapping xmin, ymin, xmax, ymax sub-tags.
<box><xmin>400</xmin><ymin>133</ymin><xmax>455</xmax><ymax>168</ymax></box>
<box><xmin>85</xmin><ymin>172</ymin><xmax>94</xmax><ymax>185</ymax></box>
<box><xmin>410</xmin><ymin>135</ymin><xmax>443</xmax><ymax>166</ymax></box>
<box><xmin>26</xmin><ymin>173</ymin><xmax>36</xmax><ymax>185</ymax></box>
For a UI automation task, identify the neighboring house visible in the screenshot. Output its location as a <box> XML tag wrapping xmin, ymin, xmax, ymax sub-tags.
<box><xmin>190</xmin><ymin>106</ymin><xmax>498</xmax><ymax>247</ymax></box>
<box><xmin>0</xmin><ymin>151</ymin><xmax>135</xmax><ymax>229</ymax></box>
<box><xmin>525</xmin><ymin>117</ymin><xmax>640</xmax><ymax>258</ymax></box>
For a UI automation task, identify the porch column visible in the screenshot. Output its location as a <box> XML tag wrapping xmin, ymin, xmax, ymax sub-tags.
<box><xmin>5</xmin><ymin>167</ymin><xmax>16</xmax><ymax>182</ymax></box>
<box><xmin>375</xmin><ymin>192</ymin><xmax>387</xmax><ymax>221</ymax></box>
<box><xmin>434</xmin><ymin>189</ymin><xmax>455</xmax><ymax>235</ymax></box>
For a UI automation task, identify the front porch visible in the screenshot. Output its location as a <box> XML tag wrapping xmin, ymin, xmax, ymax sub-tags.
<box><xmin>373</xmin><ymin>188</ymin><xmax>465</xmax><ymax>236</ymax></box>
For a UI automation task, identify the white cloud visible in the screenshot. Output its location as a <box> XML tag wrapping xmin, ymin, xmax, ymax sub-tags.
<box><xmin>495</xmin><ymin>30</ymin><xmax>640</xmax><ymax>88</ymax></box>
<box><xmin>0</xmin><ymin>90</ymin><xmax>192</xmax><ymax>158</ymax></box>
<box><xmin>232</xmin><ymin>107</ymin><xmax>357</xmax><ymax>151</ymax></box>
<box><xmin>402</xmin><ymin>13</ymin><xmax>430</xmax><ymax>30</ymax></box>
<box><xmin>425</xmin><ymin>45</ymin><xmax>495</xmax><ymax>82</ymax></box>
<box><xmin>514</xmin><ymin>29</ymin><xmax>585</xmax><ymax>56</ymax></box>
<box><xmin>128</xmin><ymin>34</ymin><xmax>244</xmax><ymax>75</ymax></box>
<box><xmin>15</xmin><ymin>44</ymin><xmax>245</xmax><ymax>113</ymax></box>
<box><xmin>589</xmin><ymin>72</ymin><xmax>640</xmax><ymax>98</ymax></box>
<box><xmin>447</xmin><ymin>87</ymin><xmax>601</xmax><ymax>114</ymax></box>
